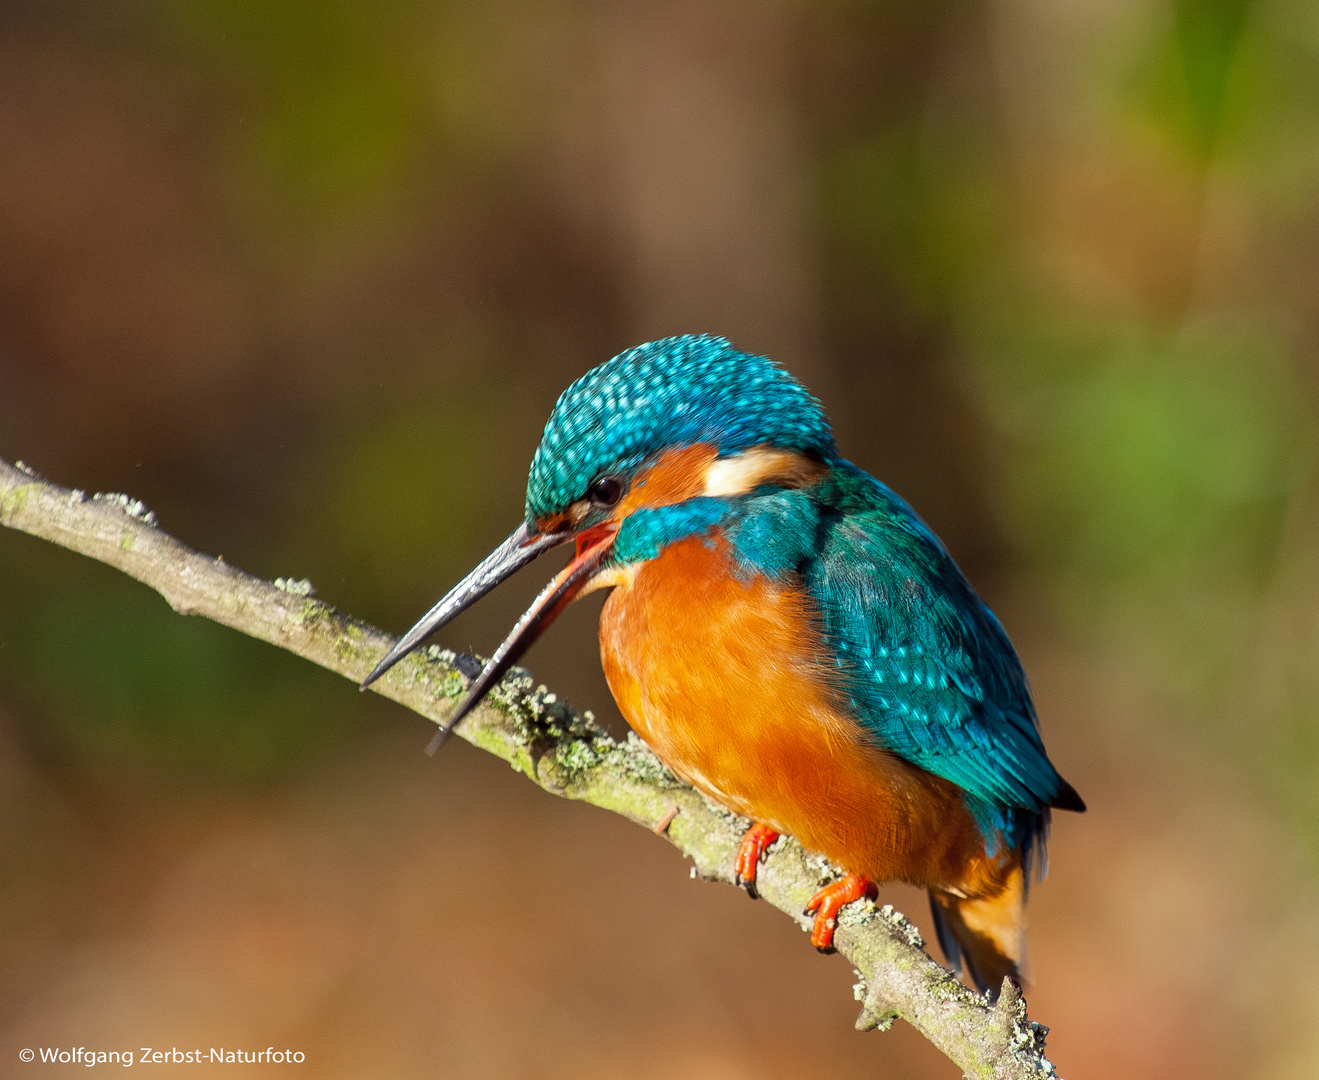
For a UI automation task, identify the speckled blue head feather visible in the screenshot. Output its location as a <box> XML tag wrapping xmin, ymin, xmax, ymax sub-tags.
<box><xmin>526</xmin><ymin>335</ymin><xmax>837</xmax><ymax>520</ymax></box>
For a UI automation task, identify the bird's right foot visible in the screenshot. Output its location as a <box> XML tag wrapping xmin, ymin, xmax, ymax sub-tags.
<box><xmin>734</xmin><ymin>823</ymin><xmax>780</xmax><ymax>899</ymax></box>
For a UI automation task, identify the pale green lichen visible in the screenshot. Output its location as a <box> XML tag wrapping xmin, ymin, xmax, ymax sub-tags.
<box><xmin>838</xmin><ymin>897</ymin><xmax>877</xmax><ymax>928</ymax></box>
<box><xmin>995</xmin><ymin>987</ymin><xmax>1052</xmax><ymax>1075</ymax></box>
<box><xmin>273</xmin><ymin>576</ymin><xmax>315</xmax><ymax>595</ymax></box>
<box><xmin>856</xmin><ymin>997</ymin><xmax>904</xmax><ymax>1040</ymax></box>
<box><xmin>480</xmin><ymin>666</ymin><xmax>612</xmax><ymax>753</ymax></box>
<box><xmin>859</xmin><ymin>1009</ymin><xmax>897</xmax><ymax>1034</ymax></box>
<box><xmin>553</xmin><ymin>733</ymin><xmax>620</xmax><ymax>776</ymax></box>
<box><xmin>696</xmin><ymin>792</ymin><xmax>748</xmax><ymax>831</ymax></box>
<box><xmin>461</xmin><ymin>717</ymin><xmax>522</xmax><ymax>763</ymax></box>
<box><xmin>333</xmin><ymin>632</ymin><xmax>378</xmax><ymax>665</ymax></box>
<box><xmin>92</xmin><ymin>491</ymin><xmax>158</xmax><ymax>526</ymax></box>
<box><xmin>288</xmin><ymin>599</ymin><xmax>318</xmax><ymax>626</ymax></box>
<box><xmin>554</xmin><ymin>737</ymin><xmax>598</xmax><ymax>772</ymax></box>
<box><xmin>803</xmin><ymin>849</ymin><xmax>841</xmax><ymax>884</ymax></box>
<box><xmin>603</xmin><ymin>732</ymin><xmax>683</xmax><ymax>788</ymax></box>
<box><xmin>876</xmin><ymin>903</ymin><xmax>925</xmax><ymax>949</ymax></box>
<box><xmin>0</xmin><ymin>482</ymin><xmax>34</xmax><ymax>522</ymax></box>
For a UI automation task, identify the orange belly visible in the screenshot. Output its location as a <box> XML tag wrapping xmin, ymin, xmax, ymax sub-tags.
<box><xmin>598</xmin><ymin>533</ymin><xmax>1013</xmax><ymax>897</ymax></box>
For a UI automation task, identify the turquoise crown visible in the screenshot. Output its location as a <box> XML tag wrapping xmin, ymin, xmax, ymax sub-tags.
<box><xmin>525</xmin><ymin>335</ymin><xmax>837</xmax><ymax>521</ymax></box>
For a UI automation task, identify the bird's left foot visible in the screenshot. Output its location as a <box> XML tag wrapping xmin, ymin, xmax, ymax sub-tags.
<box><xmin>804</xmin><ymin>874</ymin><xmax>877</xmax><ymax>953</ymax></box>
<box><xmin>734</xmin><ymin>823</ymin><xmax>780</xmax><ymax>899</ymax></box>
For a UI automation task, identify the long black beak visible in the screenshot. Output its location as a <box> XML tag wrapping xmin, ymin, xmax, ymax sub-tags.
<box><xmin>361</xmin><ymin>518</ymin><xmax>619</xmax><ymax>757</ymax></box>
<box><xmin>360</xmin><ymin>520</ymin><xmax>566</xmax><ymax>691</ymax></box>
<box><xmin>421</xmin><ymin>520</ymin><xmax>618</xmax><ymax>754</ymax></box>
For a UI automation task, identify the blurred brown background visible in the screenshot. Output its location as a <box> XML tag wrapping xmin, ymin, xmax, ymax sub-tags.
<box><xmin>2</xmin><ymin>0</ymin><xmax>1318</xmax><ymax>1076</ymax></box>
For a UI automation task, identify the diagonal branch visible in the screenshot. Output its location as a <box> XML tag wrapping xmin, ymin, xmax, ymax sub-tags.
<box><xmin>0</xmin><ymin>456</ymin><xmax>1060</xmax><ymax>1079</ymax></box>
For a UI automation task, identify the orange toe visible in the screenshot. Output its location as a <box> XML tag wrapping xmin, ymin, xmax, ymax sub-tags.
<box><xmin>804</xmin><ymin>874</ymin><xmax>876</xmax><ymax>952</ymax></box>
<box><xmin>734</xmin><ymin>823</ymin><xmax>780</xmax><ymax>898</ymax></box>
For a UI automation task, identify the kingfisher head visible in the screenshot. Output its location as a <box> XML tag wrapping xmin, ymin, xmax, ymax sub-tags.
<box><xmin>361</xmin><ymin>335</ymin><xmax>837</xmax><ymax>748</ymax></box>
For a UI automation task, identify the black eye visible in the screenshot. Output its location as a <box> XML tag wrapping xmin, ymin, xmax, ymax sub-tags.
<box><xmin>587</xmin><ymin>475</ymin><xmax>623</xmax><ymax>506</ymax></box>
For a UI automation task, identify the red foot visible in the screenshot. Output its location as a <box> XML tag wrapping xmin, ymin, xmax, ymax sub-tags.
<box><xmin>804</xmin><ymin>874</ymin><xmax>877</xmax><ymax>952</ymax></box>
<box><xmin>734</xmin><ymin>823</ymin><xmax>781</xmax><ymax>898</ymax></box>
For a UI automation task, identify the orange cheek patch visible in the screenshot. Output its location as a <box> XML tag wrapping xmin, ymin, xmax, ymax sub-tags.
<box><xmin>617</xmin><ymin>444</ymin><xmax>719</xmax><ymax>516</ymax></box>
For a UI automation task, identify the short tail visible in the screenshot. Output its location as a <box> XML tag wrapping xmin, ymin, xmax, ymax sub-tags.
<box><xmin>929</xmin><ymin>865</ymin><xmax>1026</xmax><ymax>1000</ymax></box>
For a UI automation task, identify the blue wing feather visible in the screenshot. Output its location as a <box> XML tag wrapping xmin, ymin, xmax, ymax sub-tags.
<box><xmin>802</xmin><ymin>463</ymin><xmax>1068</xmax><ymax>841</ymax></box>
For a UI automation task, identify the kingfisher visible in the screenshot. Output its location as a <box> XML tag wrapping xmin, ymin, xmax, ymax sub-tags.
<box><xmin>362</xmin><ymin>334</ymin><xmax>1084</xmax><ymax>996</ymax></box>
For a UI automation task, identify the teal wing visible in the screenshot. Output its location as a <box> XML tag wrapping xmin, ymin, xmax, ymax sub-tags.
<box><xmin>805</xmin><ymin>463</ymin><xmax>1079</xmax><ymax>821</ymax></box>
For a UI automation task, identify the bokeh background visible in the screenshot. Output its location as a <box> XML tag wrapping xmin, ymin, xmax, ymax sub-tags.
<box><xmin>2</xmin><ymin>0</ymin><xmax>1317</xmax><ymax>1076</ymax></box>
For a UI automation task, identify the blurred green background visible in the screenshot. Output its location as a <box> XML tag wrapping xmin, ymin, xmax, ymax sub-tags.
<box><xmin>2</xmin><ymin>0</ymin><xmax>1317</xmax><ymax>1076</ymax></box>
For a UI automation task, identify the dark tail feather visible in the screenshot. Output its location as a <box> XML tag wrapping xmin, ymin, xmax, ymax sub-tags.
<box><xmin>1051</xmin><ymin>778</ymin><xmax>1086</xmax><ymax>812</ymax></box>
<box><xmin>929</xmin><ymin>892</ymin><xmax>964</xmax><ymax>979</ymax></box>
<box><xmin>928</xmin><ymin>873</ymin><xmax>1025</xmax><ymax>1001</ymax></box>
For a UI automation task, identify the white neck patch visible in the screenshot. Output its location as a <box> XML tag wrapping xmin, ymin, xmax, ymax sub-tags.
<box><xmin>702</xmin><ymin>446</ymin><xmax>819</xmax><ymax>497</ymax></box>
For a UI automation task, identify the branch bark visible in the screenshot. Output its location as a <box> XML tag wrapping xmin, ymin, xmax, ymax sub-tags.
<box><xmin>0</xmin><ymin>456</ymin><xmax>1060</xmax><ymax>1079</ymax></box>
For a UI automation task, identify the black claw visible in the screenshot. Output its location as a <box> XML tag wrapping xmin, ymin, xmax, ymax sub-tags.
<box><xmin>815</xmin><ymin>944</ymin><xmax>837</xmax><ymax>956</ymax></box>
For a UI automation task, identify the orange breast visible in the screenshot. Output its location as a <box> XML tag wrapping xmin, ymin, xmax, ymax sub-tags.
<box><xmin>598</xmin><ymin>532</ymin><xmax>1013</xmax><ymax>897</ymax></box>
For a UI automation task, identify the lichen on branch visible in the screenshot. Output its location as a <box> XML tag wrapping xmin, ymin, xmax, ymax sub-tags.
<box><xmin>0</xmin><ymin>456</ymin><xmax>1060</xmax><ymax>1079</ymax></box>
